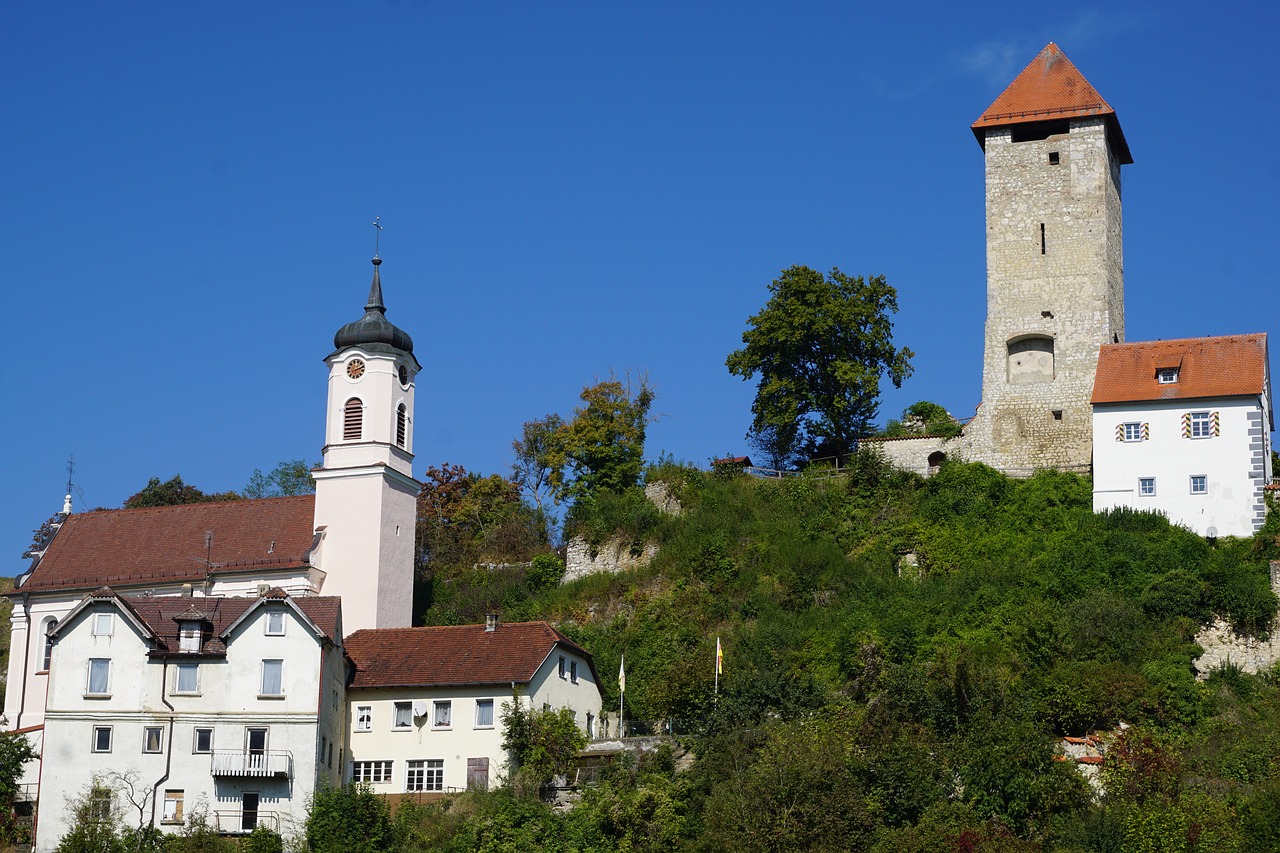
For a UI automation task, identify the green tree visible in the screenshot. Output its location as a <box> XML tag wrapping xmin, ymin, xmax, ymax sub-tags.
<box><xmin>726</xmin><ymin>266</ymin><xmax>914</xmax><ymax>465</ymax></box>
<box><xmin>122</xmin><ymin>476</ymin><xmax>240</xmax><ymax>508</ymax></box>
<box><xmin>512</xmin><ymin>413</ymin><xmax>565</xmax><ymax>515</ymax></box>
<box><xmin>881</xmin><ymin>400</ymin><xmax>962</xmax><ymax>438</ymax></box>
<box><xmin>548</xmin><ymin>375</ymin><xmax>656</xmax><ymax>504</ymax></box>
<box><xmin>304</xmin><ymin>784</ymin><xmax>395</xmax><ymax>853</ymax></box>
<box><xmin>0</xmin><ymin>732</ymin><xmax>37</xmax><ymax>845</ymax></box>
<box><xmin>501</xmin><ymin>693</ymin><xmax>588</xmax><ymax>797</ymax></box>
<box><xmin>415</xmin><ymin>463</ymin><xmax>546</xmax><ymax>572</ymax></box>
<box><xmin>243</xmin><ymin>459</ymin><xmax>317</xmax><ymax>498</ymax></box>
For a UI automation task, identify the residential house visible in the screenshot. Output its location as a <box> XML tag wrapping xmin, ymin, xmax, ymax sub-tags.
<box><xmin>34</xmin><ymin>588</ymin><xmax>346</xmax><ymax>852</ymax></box>
<box><xmin>1092</xmin><ymin>334</ymin><xmax>1273</xmax><ymax>537</ymax></box>
<box><xmin>343</xmin><ymin>618</ymin><xmax>602</xmax><ymax>797</ymax></box>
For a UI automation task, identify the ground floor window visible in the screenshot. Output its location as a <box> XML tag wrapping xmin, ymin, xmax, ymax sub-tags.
<box><xmin>162</xmin><ymin>790</ymin><xmax>184</xmax><ymax>824</ymax></box>
<box><xmin>407</xmin><ymin>759</ymin><xmax>444</xmax><ymax>792</ymax></box>
<box><xmin>353</xmin><ymin>760</ymin><xmax>393</xmax><ymax>783</ymax></box>
<box><xmin>241</xmin><ymin>793</ymin><xmax>259</xmax><ymax>832</ymax></box>
<box><xmin>1139</xmin><ymin>477</ymin><xmax>1156</xmax><ymax>497</ymax></box>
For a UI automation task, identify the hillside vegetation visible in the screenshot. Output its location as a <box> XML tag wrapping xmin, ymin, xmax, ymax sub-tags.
<box><xmin>413</xmin><ymin>453</ymin><xmax>1280</xmax><ymax>852</ymax></box>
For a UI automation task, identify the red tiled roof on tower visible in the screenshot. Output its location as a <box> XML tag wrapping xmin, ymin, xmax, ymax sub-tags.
<box><xmin>1092</xmin><ymin>334</ymin><xmax>1271</xmax><ymax>410</ymax></box>
<box><xmin>345</xmin><ymin>621</ymin><xmax>597</xmax><ymax>689</ymax></box>
<box><xmin>16</xmin><ymin>495</ymin><xmax>318</xmax><ymax>594</ymax></box>
<box><xmin>972</xmin><ymin>43</ymin><xmax>1132</xmax><ymax>164</ymax></box>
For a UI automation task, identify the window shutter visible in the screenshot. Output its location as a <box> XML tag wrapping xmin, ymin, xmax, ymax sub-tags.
<box><xmin>1115</xmin><ymin>423</ymin><xmax>1124</xmax><ymax>442</ymax></box>
<box><xmin>1141</xmin><ymin>423</ymin><xmax>1149</xmax><ymax>441</ymax></box>
<box><xmin>1211</xmin><ymin>411</ymin><xmax>1220</xmax><ymax>436</ymax></box>
<box><xmin>1181</xmin><ymin>412</ymin><xmax>1191</xmax><ymax>438</ymax></box>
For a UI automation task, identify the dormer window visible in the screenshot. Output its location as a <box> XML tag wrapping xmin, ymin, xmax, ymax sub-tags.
<box><xmin>1157</xmin><ymin>367</ymin><xmax>1179</xmax><ymax>384</ymax></box>
<box><xmin>178</xmin><ymin>621</ymin><xmax>202</xmax><ymax>653</ymax></box>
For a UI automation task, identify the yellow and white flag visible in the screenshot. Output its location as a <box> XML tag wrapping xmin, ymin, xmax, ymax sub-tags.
<box><xmin>618</xmin><ymin>654</ymin><xmax>626</xmax><ymax>693</ymax></box>
<box><xmin>716</xmin><ymin>637</ymin><xmax>723</xmax><ymax>676</ymax></box>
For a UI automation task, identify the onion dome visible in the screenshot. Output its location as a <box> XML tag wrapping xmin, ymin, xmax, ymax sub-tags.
<box><xmin>332</xmin><ymin>257</ymin><xmax>416</xmax><ymax>356</ymax></box>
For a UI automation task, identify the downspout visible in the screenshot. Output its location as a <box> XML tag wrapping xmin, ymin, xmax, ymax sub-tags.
<box><xmin>15</xmin><ymin>593</ymin><xmax>31</xmax><ymax>729</ymax></box>
<box><xmin>150</xmin><ymin>658</ymin><xmax>175</xmax><ymax>829</ymax></box>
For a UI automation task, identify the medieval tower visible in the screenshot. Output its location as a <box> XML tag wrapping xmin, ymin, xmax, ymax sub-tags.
<box><xmin>957</xmin><ymin>43</ymin><xmax>1132</xmax><ymax>472</ymax></box>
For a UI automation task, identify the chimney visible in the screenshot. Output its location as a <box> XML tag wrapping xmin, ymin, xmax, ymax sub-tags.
<box><xmin>485</xmin><ymin>613</ymin><xmax>499</xmax><ymax>632</ymax></box>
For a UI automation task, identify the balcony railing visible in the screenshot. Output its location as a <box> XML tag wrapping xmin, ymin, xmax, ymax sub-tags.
<box><xmin>211</xmin><ymin>810</ymin><xmax>280</xmax><ymax>833</ymax></box>
<box><xmin>210</xmin><ymin>750</ymin><xmax>292</xmax><ymax>778</ymax></box>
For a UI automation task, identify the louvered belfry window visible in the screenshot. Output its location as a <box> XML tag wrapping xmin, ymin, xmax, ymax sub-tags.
<box><xmin>396</xmin><ymin>404</ymin><xmax>407</xmax><ymax>448</ymax></box>
<box><xmin>344</xmin><ymin>398</ymin><xmax>363</xmax><ymax>441</ymax></box>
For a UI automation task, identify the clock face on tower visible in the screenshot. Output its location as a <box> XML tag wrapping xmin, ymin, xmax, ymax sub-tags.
<box><xmin>398</xmin><ymin>365</ymin><xmax>409</xmax><ymax>387</ymax></box>
<box><xmin>346</xmin><ymin>359</ymin><xmax>366</xmax><ymax>380</ymax></box>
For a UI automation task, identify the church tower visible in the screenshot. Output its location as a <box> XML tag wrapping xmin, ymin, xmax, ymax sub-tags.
<box><xmin>312</xmin><ymin>255</ymin><xmax>421</xmax><ymax>630</ymax></box>
<box><xmin>961</xmin><ymin>43</ymin><xmax>1132</xmax><ymax>472</ymax></box>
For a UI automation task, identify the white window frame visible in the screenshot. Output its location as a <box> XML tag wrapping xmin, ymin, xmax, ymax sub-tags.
<box><xmin>474</xmin><ymin>699</ymin><xmax>494</xmax><ymax>729</ymax></box>
<box><xmin>259</xmin><ymin>659</ymin><xmax>284</xmax><ymax>697</ymax></box>
<box><xmin>1121</xmin><ymin>422</ymin><xmax>1143</xmax><ymax>442</ymax></box>
<box><xmin>352</xmin><ymin>760</ymin><xmax>393</xmax><ymax>783</ymax></box>
<box><xmin>265</xmin><ymin>611</ymin><xmax>286</xmax><ymax>636</ymax></box>
<box><xmin>143</xmin><ymin>726</ymin><xmax>163</xmax><ymax>754</ymax></box>
<box><xmin>87</xmin><ymin>658</ymin><xmax>111</xmax><ymax>696</ymax></box>
<box><xmin>193</xmin><ymin>728</ymin><xmax>213</xmax><ymax>754</ymax></box>
<box><xmin>1189</xmin><ymin>411</ymin><xmax>1212</xmax><ymax>439</ymax></box>
<box><xmin>424</xmin><ymin>759</ymin><xmax>444</xmax><ymax>792</ymax></box>
<box><xmin>355</xmin><ymin>705</ymin><xmax>372</xmax><ymax>732</ymax></box>
<box><xmin>93</xmin><ymin>613</ymin><xmax>114</xmax><ymax>637</ymax></box>
<box><xmin>175</xmin><ymin>663</ymin><xmax>199</xmax><ymax>694</ymax></box>
<box><xmin>162</xmin><ymin>789</ymin><xmax>184</xmax><ymax>824</ymax></box>
<box><xmin>1157</xmin><ymin>367</ymin><xmax>1179</xmax><ymax>384</ymax></box>
<box><xmin>433</xmin><ymin>701</ymin><xmax>452</xmax><ymax>729</ymax></box>
<box><xmin>92</xmin><ymin>725</ymin><xmax>113</xmax><ymax>753</ymax></box>
<box><xmin>1190</xmin><ymin>475</ymin><xmax>1208</xmax><ymax>495</ymax></box>
<box><xmin>392</xmin><ymin>702</ymin><xmax>412</xmax><ymax>730</ymax></box>
<box><xmin>406</xmin><ymin>760</ymin><xmax>425</xmax><ymax>792</ymax></box>
<box><xmin>178</xmin><ymin>621</ymin><xmax>201</xmax><ymax>652</ymax></box>
<box><xmin>1138</xmin><ymin>477</ymin><xmax>1156</xmax><ymax>497</ymax></box>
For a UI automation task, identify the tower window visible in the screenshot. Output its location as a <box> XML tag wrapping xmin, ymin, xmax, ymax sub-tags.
<box><xmin>343</xmin><ymin>398</ymin><xmax>363</xmax><ymax>441</ymax></box>
<box><xmin>1048</xmin><ymin>151</ymin><xmax>1060</xmax><ymax>165</ymax></box>
<box><xmin>1051</xmin><ymin>410</ymin><xmax>1063</xmax><ymax>421</ymax></box>
<box><xmin>1040</xmin><ymin>223</ymin><xmax>1046</xmax><ymax>255</ymax></box>
<box><xmin>396</xmin><ymin>404</ymin><xmax>407</xmax><ymax>448</ymax></box>
<box><xmin>1007</xmin><ymin>336</ymin><xmax>1055</xmax><ymax>384</ymax></box>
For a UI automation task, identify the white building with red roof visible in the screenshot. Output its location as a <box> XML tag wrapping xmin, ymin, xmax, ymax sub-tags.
<box><xmin>1091</xmin><ymin>334</ymin><xmax>1273</xmax><ymax>536</ymax></box>
<box><xmin>34</xmin><ymin>588</ymin><xmax>347</xmax><ymax>851</ymax></box>
<box><xmin>343</xmin><ymin>618</ymin><xmax>602</xmax><ymax>796</ymax></box>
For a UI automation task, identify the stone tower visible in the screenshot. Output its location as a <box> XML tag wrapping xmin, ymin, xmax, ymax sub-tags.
<box><xmin>312</xmin><ymin>256</ymin><xmax>421</xmax><ymax>631</ymax></box>
<box><xmin>960</xmin><ymin>43</ymin><xmax>1132</xmax><ymax>473</ymax></box>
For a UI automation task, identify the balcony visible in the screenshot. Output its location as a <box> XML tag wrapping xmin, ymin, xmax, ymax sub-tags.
<box><xmin>211</xmin><ymin>811</ymin><xmax>281</xmax><ymax>833</ymax></box>
<box><xmin>210</xmin><ymin>750</ymin><xmax>292</xmax><ymax>778</ymax></box>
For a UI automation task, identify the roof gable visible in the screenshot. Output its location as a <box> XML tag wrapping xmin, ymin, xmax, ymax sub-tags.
<box><xmin>1092</xmin><ymin>334</ymin><xmax>1271</xmax><ymax>413</ymax></box>
<box><xmin>972</xmin><ymin>43</ymin><xmax>1132</xmax><ymax>164</ymax></box>
<box><xmin>17</xmin><ymin>495</ymin><xmax>317</xmax><ymax>594</ymax></box>
<box><xmin>345</xmin><ymin>621</ymin><xmax>596</xmax><ymax>689</ymax></box>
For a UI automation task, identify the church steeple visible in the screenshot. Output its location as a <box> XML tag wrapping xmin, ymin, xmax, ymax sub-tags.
<box><xmin>331</xmin><ymin>257</ymin><xmax>418</xmax><ymax>360</ymax></box>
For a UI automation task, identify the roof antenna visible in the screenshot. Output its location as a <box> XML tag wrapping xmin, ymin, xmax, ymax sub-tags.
<box><xmin>63</xmin><ymin>455</ymin><xmax>75</xmax><ymax>515</ymax></box>
<box><xmin>372</xmin><ymin>216</ymin><xmax>383</xmax><ymax>260</ymax></box>
<box><xmin>205</xmin><ymin>530</ymin><xmax>214</xmax><ymax>569</ymax></box>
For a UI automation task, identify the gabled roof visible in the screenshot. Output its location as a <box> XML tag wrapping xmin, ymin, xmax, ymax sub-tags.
<box><xmin>16</xmin><ymin>495</ymin><xmax>318</xmax><ymax>594</ymax></box>
<box><xmin>345</xmin><ymin>621</ymin><xmax>597</xmax><ymax>690</ymax></box>
<box><xmin>972</xmin><ymin>43</ymin><xmax>1132</xmax><ymax>164</ymax></box>
<box><xmin>1092</xmin><ymin>334</ymin><xmax>1271</xmax><ymax>417</ymax></box>
<box><xmin>51</xmin><ymin>587</ymin><xmax>342</xmax><ymax>656</ymax></box>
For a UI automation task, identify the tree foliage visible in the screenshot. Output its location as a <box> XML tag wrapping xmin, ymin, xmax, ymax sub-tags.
<box><xmin>881</xmin><ymin>400</ymin><xmax>963</xmax><ymax>439</ymax></box>
<box><xmin>726</xmin><ymin>266</ymin><xmax>914</xmax><ymax>466</ymax></box>
<box><xmin>243</xmin><ymin>459</ymin><xmax>317</xmax><ymax>498</ymax></box>
<box><xmin>501</xmin><ymin>693</ymin><xmax>588</xmax><ymax>797</ymax></box>
<box><xmin>511</xmin><ymin>414</ymin><xmax>565</xmax><ymax>516</ymax></box>
<box><xmin>122</xmin><ymin>475</ymin><xmax>240</xmax><ymax>508</ymax></box>
<box><xmin>305</xmin><ymin>784</ymin><xmax>395</xmax><ymax>853</ymax></box>
<box><xmin>546</xmin><ymin>376</ymin><xmax>656</xmax><ymax>505</ymax></box>
<box><xmin>415</xmin><ymin>463</ymin><xmax>547</xmax><ymax>572</ymax></box>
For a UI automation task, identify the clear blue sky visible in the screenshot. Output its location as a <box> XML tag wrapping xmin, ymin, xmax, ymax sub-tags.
<box><xmin>3</xmin><ymin>2</ymin><xmax>1277</xmax><ymax>565</ymax></box>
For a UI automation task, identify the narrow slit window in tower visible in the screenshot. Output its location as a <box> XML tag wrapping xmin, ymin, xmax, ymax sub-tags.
<box><xmin>343</xmin><ymin>398</ymin><xmax>363</xmax><ymax>441</ymax></box>
<box><xmin>1040</xmin><ymin>223</ymin><xmax>1046</xmax><ymax>255</ymax></box>
<box><xmin>396</xmin><ymin>404</ymin><xmax>407</xmax><ymax>448</ymax></box>
<box><xmin>1048</xmin><ymin>151</ymin><xmax>1060</xmax><ymax>165</ymax></box>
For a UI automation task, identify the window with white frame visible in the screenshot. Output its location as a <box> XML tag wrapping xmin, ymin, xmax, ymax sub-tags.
<box><xmin>352</xmin><ymin>760</ymin><xmax>393</xmax><ymax>783</ymax></box>
<box><xmin>1189</xmin><ymin>411</ymin><xmax>1213</xmax><ymax>438</ymax></box>
<box><xmin>193</xmin><ymin>728</ymin><xmax>213</xmax><ymax>753</ymax></box>
<box><xmin>393</xmin><ymin>702</ymin><xmax>412</xmax><ymax>730</ymax></box>
<box><xmin>265</xmin><ymin>611</ymin><xmax>286</xmax><ymax>636</ymax></box>
<box><xmin>1139</xmin><ymin>477</ymin><xmax>1156</xmax><ymax>497</ymax></box>
<box><xmin>1121</xmin><ymin>422</ymin><xmax>1144</xmax><ymax>442</ymax></box>
<box><xmin>87</xmin><ymin>658</ymin><xmax>111</xmax><ymax>696</ymax></box>
<box><xmin>162</xmin><ymin>790</ymin><xmax>184</xmax><ymax>824</ymax></box>
<box><xmin>175</xmin><ymin>663</ymin><xmax>199</xmax><ymax>694</ymax></box>
<box><xmin>355</xmin><ymin>705</ymin><xmax>372</xmax><ymax>732</ymax></box>
<box><xmin>178</xmin><ymin>621</ymin><xmax>202</xmax><ymax>652</ymax></box>
<box><xmin>433</xmin><ymin>701</ymin><xmax>452</xmax><ymax>728</ymax></box>
<box><xmin>406</xmin><ymin>759</ymin><xmax>444</xmax><ymax>792</ymax></box>
<box><xmin>93</xmin><ymin>613</ymin><xmax>114</xmax><ymax>637</ymax></box>
<box><xmin>92</xmin><ymin>725</ymin><xmax>113</xmax><ymax>753</ymax></box>
<box><xmin>1190</xmin><ymin>475</ymin><xmax>1208</xmax><ymax>495</ymax></box>
<box><xmin>570</xmin><ymin>660</ymin><xmax>578</xmax><ymax>683</ymax></box>
<box><xmin>1157</xmin><ymin>367</ymin><xmax>1179</xmax><ymax>384</ymax></box>
<box><xmin>558</xmin><ymin>656</ymin><xmax>566</xmax><ymax>678</ymax></box>
<box><xmin>260</xmin><ymin>660</ymin><xmax>283</xmax><ymax>696</ymax></box>
<box><xmin>475</xmin><ymin>699</ymin><xmax>494</xmax><ymax>728</ymax></box>
<box><xmin>143</xmin><ymin>726</ymin><xmax>163</xmax><ymax>753</ymax></box>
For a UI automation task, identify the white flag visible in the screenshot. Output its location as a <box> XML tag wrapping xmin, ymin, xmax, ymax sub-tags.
<box><xmin>618</xmin><ymin>654</ymin><xmax>626</xmax><ymax>693</ymax></box>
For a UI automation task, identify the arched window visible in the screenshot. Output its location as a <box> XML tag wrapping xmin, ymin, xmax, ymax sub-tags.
<box><xmin>42</xmin><ymin>617</ymin><xmax>57</xmax><ymax>671</ymax></box>
<box><xmin>396</xmin><ymin>404</ymin><xmax>407</xmax><ymax>448</ymax></box>
<box><xmin>343</xmin><ymin>398</ymin><xmax>363</xmax><ymax>441</ymax></box>
<box><xmin>1007</xmin><ymin>335</ymin><xmax>1055</xmax><ymax>384</ymax></box>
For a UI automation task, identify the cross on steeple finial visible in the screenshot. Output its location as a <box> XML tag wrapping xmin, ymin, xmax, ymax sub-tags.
<box><xmin>373</xmin><ymin>217</ymin><xmax>383</xmax><ymax>259</ymax></box>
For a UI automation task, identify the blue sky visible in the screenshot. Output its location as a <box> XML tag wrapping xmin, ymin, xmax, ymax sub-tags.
<box><xmin>3</xmin><ymin>2</ymin><xmax>1277</xmax><ymax>564</ymax></box>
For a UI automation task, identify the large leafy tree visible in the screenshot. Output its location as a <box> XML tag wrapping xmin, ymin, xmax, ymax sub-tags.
<box><xmin>726</xmin><ymin>266</ymin><xmax>914</xmax><ymax>466</ymax></box>
<box><xmin>123</xmin><ymin>475</ymin><xmax>241</xmax><ymax>508</ymax></box>
<box><xmin>547</xmin><ymin>376</ymin><xmax>655</xmax><ymax>504</ymax></box>
<box><xmin>243</xmin><ymin>459</ymin><xmax>317</xmax><ymax>498</ymax></box>
<box><xmin>415</xmin><ymin>463</ymin><xmax>546</xmax><ymax>571</ymax></box>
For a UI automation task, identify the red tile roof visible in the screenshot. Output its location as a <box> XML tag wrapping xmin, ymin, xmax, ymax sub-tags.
<box><xmin>972</xmin><ymin>43</ymin><xmax>1132</xmax><ymax>164</ymax></box>
<box><xmin>345</xmin><ymin>621</ymin><xmax>595</xmax><ymax>689</ymax></box>
<box><xmin>17</xmin><ymin>496</ymin><xmax>317</xmax><ymax>594</ymax></box>
<box><xmin>1092</xmin><ymin>334</ymin><xmax>1271</xmax><ymax>406</ymax></box>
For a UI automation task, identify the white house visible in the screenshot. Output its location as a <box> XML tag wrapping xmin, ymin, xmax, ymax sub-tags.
<box><xmin>1092</xmin><ymin>334</ymin><xmax>1273</xmax><ymax>537</ymax></box>
<box><xmin>34</xmin><ymin>588</ymin><xmax>347</xmax><ymax>852</ymax></box>
<box><xmin>343</xmin><ymin>618</ymin><xmax>603</xmax><ymax>796</ymax></box>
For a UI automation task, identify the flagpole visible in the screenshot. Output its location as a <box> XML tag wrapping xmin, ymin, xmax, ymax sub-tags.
<box><xmin>618</xmin><ymin>654</ymin><xmax>625</xmax><ymax>738</ymax></box>
<box><xmin>714</xmin><ymin>636</ymin><xmax>721</xmax><ymax>707</ymax></box>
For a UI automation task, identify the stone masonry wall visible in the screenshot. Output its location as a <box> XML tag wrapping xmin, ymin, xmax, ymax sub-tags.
<box><xmin>960</xmin><ymin>118</ymin><xmax>1125</xmax><ymax>473</ymax></box>
<box><xmin>1194</xmin><ymin>561</ymin><xmax>1280</xmax><ymax>677</ymax></box>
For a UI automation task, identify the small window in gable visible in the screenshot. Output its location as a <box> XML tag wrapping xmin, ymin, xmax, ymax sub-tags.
<box><xmin>93</xmin><ymin>613</ymin><xmax>114</xmax><ymax>637</ymax></box>
<box><xmin>343</xmin><ymin>398</ymin><xmax>363</xmax><ymax>441</ymax></box>
<box><xmin>265</xmin><ymin>611</ymin><xmax>286</xmax><ymax>636</ymax></box>
<box><xmin>179</xmin><ymin>621</ymin><xmax>202</xmax><ymax>652</ymax></box>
